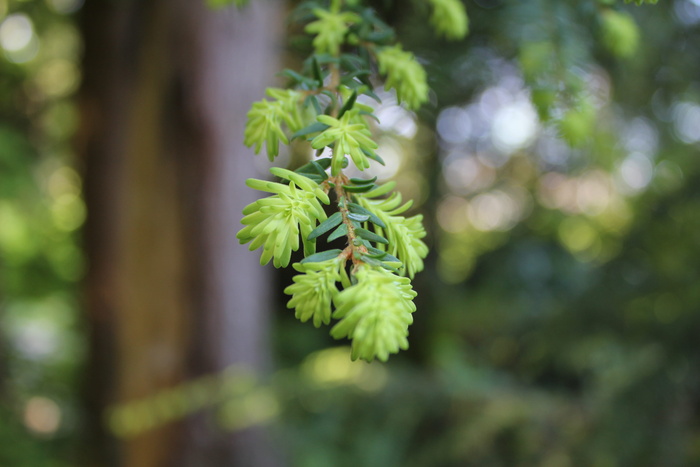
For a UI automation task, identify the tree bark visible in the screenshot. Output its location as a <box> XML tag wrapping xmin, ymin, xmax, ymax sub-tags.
<box><xmin>79</xmin><ymin>1</ymin><xmax>283</xmax><ymax>466</ymax></box>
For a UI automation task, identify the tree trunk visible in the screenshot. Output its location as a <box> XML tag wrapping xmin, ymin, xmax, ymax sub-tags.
<box><xmin>79</xmin><ymin>1</ymin><xmax>283</xmax><ymax>466</ymax></box>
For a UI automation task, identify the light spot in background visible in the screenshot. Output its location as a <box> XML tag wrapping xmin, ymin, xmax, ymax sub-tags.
<box><xmin>0</xmin><ymin>13</ymin><xmax>32</xmax><ymax>51</ymax></box>
<box><xmin>371</xmin><ymin>137</ymin><xmax>402</xmax><ymax>180</ymax></box>
<box><xmin>12</xmin><ymin>319</ymin><xmax>61</xmax><ymax>359</ymax></box>
<box><xmin>47</xmin><ymin>0</ymin><xmax>84</xmax><ymax>14</ymax></box>
<box><xmin>24</xmin><ymin>397</ymin><xmax>62</xmax><ymax>436</ymax></box>
<box><xmin>219</xmin><ymin>388</ymin><xmax>279</xmax><ymax>430</ymax></box>
<box><xmin>48</xmin><ymin>166</ymin><xmax>81</xmax><ymax>198</ymax></box>
<box><xmin>674</xmin><ymin>0</ymin><xmax>700</xmax><ymax>25</ymax></box>
<box><xmin>537</xmin><ymin>173</ymin><xmax>578</xmax><ymax>213</ymax></box>
<box><xmin>376</xmin><ymin>105</ymin><xmax>417</xmax><ymax>139</ymax></box>
<box><xmin>0</xmin><ymin>13</ymin><xmax>38</xmax><ymax>63</ymax></box>
<box><xmin>558</xmin><ymin>217</ymin><xmax>600</xmax><ymax>257</ymax></box>
<box><xmin>442</xmin><ymin>154</ymin><xmax>496</xmax><ymax>194</ymax></box>
<box><xmin>477</xmin><ymin>149</ymin><xmax>511</xmax><ymax>168</ymax></box>
<box><xmin>536</xmin><ymin>129</ymin><xmax>573</xmax><ymax>169</ymax></box>
<box><xmin>491</xmin><ymin>100</ymin><xmax>539</xmax><ymax>154</ymax></box>
<box><xmin>436</xmin><ymin>106</ymin><xmax>472</xmax><ymax>145</ymax></box>
<box><xmin>0</xmin><ymin>202</ymin><xmax>33</xmax><ymax>260</ymax></box>
<box><xmin>301</xmin><ymin>346</ymin><xmax>387</xmax><ymax>392</ymax></box>
<box><xmin>672</xmin><ymin>102</ymin><xmax>700</xmax><ymax>144</ymax></box>
<box><xmin>576</xmin><ymin>171</ymin><xmax>612</xmax><ymax>215</ymax></box>
<box><xmin>479</xmin><ymin>85</ymin><xmax>512</xmax><ymax>120</ymax></box>
<box><xmin>51</xmin><ymin>192</ymin><xmax>86</xmax><ymax>231</ymax></box>
<box><xmin>622</xmin><ymin>118</ymin><xmax>659</xmax><ymax>157</ymax></box>
<box><xmin>616</xmin><ymin>152</ymin><xmax>654</xmax><ymax>194</ymax></box>
<box><xmin>35</xmin><ymin>59</ymin><xmax>80</xmax><ymax>97</ymax></box>
<box><xmin>437</xmin><ymin>196</ymin><xmax>470</xmax><ymax>233</ymax></box>
<box><xmin>468</xmin><ymin>190</ymin><xmax>525</xmax><ymax>232</ymax></box>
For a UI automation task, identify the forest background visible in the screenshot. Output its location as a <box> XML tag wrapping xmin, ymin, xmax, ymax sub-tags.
<box><xmin>1</xmin><ymin>0</ymin><xmax>700</xmax><ymax>466</ymax></box>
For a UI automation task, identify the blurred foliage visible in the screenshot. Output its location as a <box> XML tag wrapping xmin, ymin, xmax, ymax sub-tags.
<box><xmin>0</xmin><ymin>0</ymin><xmax>83</xmax><ymax>464</ymax></box>
<box><xmin>4</xmin><ymin>0</ymin><xmax>700</xmax><ymax>465</ymax></box>
<box><xmin>272</xmin><ymin>0</ymin><xmax>700</xmax><ymax>466</ymax></box>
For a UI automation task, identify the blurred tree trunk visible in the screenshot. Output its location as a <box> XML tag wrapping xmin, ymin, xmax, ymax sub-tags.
<box><xmin>79</xmin><ymin>1</ymin><xmax>283</xmax><ymax>466</ymax></box>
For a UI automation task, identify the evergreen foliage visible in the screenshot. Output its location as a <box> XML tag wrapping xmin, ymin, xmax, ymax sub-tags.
<box><xmin>239</xmin><ymin>0</ymin><xmax>467</xmax><ymax>361</ymax></box>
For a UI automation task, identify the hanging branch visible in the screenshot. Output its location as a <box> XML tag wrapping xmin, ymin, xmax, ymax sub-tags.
<box><xmin>238</xmin><ymin>0</ymin><xmax>468</xmax><ymax>362</ymax></box>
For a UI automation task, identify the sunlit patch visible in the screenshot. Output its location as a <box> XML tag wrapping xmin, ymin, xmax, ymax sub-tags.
<box><xmin>622</xmin><ymin>118</ymin><xmax>658</xmax><ymax>157</ymax></box>
<box><xmin>557</xmin><ymin>217</ymin><xmax>600</xmax><ymax>258</ymax></box>
<box><xmin>576</xmin><ymin>170</ymin><xmax>612</xmax><ymax>215</ymax></box>
<box><xmin>491</xmin><ymin>100</ymin><xmax>539</xmax><ymax>154</ymax></box>
<box><xmin>442</xmin><ymin>153</ymin><xmax>496</xmax><ymax>194</ymax></box>
<box><xmin>301</xmin><ymin>346</ymin><xmax>388</xmax><ymax>391</ymax></box>
<box><xmin>35</xmin><ymin>59</ymin><xmax>81</xmax><ymax>97</ymax></box>
<box><xmin>674</xmin><ymin>0</ymin><xmax>700</xmax><ymax>25</ymax></box>
<box><xmin>437</xmin><ymin>195</ymin><xmax>470</xmax><ymax>233</ymax></box>
<box><xmin>671</xmin><ymin>101</ymin><xmax>700</xmax><ymax>144</ymax></box>
<box><xmin>0</xmin><ymin>202</ymin><xmax>32</xmax><ymax>260</ymax></box>
<box><xmin>436</xmin><ymin>106</ymin><xmax>472</xmax><ymax>145</ymax></box>
<box><xmin>372</xmin><ymin>137</ymin><xmax>402</xmax><ymax>180</ymax></box>
<box><xmin>537</xmin><ymin>173</ymin><xmax>577</xmax><ymax>213</ymax></box>
<box><xmin>0</xmin><ymin>13</ymin><xmax>38</xmax><ymax>63</ymax></box>
<box><xmin>24</xmin><ymin>397</ymin><xmax>62</xmax><ymax>436</ymax></box>
<box><xmin>51</xmin><ymin>192</ymin><xmax>86</xmax><ymax>231</ymax></box>
<box><xmin>0</xmin><ymin>13</ymin><xmax>32</xmax><ymax>51</ymax></box>
<box><xmin>219</xmin><ymin>388</ymin><xmax>279</xmax><ymax>430</ymax></box>
<box><xmin>616</xmin><ymin>152</ymin><xmax>653</xmax><ymax>194</ymax></box>
<box><xmin>12</xmin><ymin>319</ymin><xmax>61</xmax><ymax>359</ymax></box>
<box><xmin>467</xmin><ymin>189</ymin><xmax>525</xmax><ymax>232</ymax></box>
<box><xmin>535</xmin><ymin>129</ymin><xmax>573</xmax><ymax>169</ymax></box>
<box><xmin>47</xmin><ymin>166</ymin><xmax>81</xmax><ymax>199</ymax></box>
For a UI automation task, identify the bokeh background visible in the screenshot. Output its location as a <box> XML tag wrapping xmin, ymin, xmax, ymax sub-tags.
<box><xmin>2</xmin><ymin>0</ymin><xmax>700</xmax><ymax>465</ymax></box>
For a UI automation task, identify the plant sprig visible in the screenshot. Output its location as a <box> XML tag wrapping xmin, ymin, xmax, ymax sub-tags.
<box><xmin>238</xmin><ymin>0</ymin><xmax>467</xmax><ymax>362</ymax></box>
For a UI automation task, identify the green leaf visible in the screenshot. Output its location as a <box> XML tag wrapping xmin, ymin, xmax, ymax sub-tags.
<box><xmin>347</xmin><ymin>202</ymin><xmax>387</xmax><ymax>228</ymax></box>
<box><xmin>337</xmin><ymin>90</ymin><xmax>358</xmax><ymax>119</ymax></box>
<box><xmin>348</xmin><ymin>213</ymin><xmax>370</xmax><ymax>222</ymax></box>
<box><xmin>344</xmin><ymin>78</ymin><xmax>382</xmax><ymax>103</ymax></box>
<box><xmin>308</xmin><ymin>212</ymin><xmax>343</xmax><ymax>240</ymax></box>
<box><xmin>358</xmin><ymin>255</ymin><xmax>384</xmax><ymax>268</ymax></box>
<box><xmin>280</xmin><ymin>69</ymin><xmax>317</xmax><ymax>87</ymax></box>
<box><xmin>301</xmin><ymin>249</ymin><xmax>344</xmax><ymax>263</ymax></box>
<box><xmin>291</xmin><ymin>121</ymin><xmax>331</xmax><ymax>140</ymax></box>
<box><xmin>328</xmin><ymin>223</ymin><xmax>349</xmax><ymax>242</ymax></box>
<box><xmin>355</xmin><ymin>227</ymin><xmax>389</xmax><ymax>244</ymax></box>
<box><xmin>298</xmin><ymin>173</ymin><xmax>326</xmax><ymax>184</ymax></box>
<box><xmin>311</xmin><ymin>160</ymin><xmax>328</xmax><ymax>175</ymax></box>
<box><xmin>342</xmin><ymin>184</ymin><xmax>376</xmax><ymax>193</ymax></box>
<box><xmin>367</xmin><ymin>247</ymin><xmax>400</xmax><ymax>263</ymax></box>
<box><xmin>359</xmin><ymin>110</ymin><xmax>380</xmax><ymax>123</ymax></box>
<box><xmin>312</xmin><ymin>56</ymin><xmax>324</xmax><ymax>85</ymax></box>
<box><xmin>296</xmin><ymin>157</ymin><xmax>332</xmax><ymax>175</ymax></box>
<box><xmin>365</xmin><ymin>30</ymin><xmax>395</xmax><ymax>44</ymax></box>
<box><xmin>359</xmin><ymin>255</ymin><xmax>400</xmax><ymax>273</ymax></box>
<box><xmin>363</xmin><ymin>148</ymin><xmax>385</xmax><ymax>165</ymax></box>
<box><xmin>349</xmin><ymin>176</ymin><xmax>378</xmax><ymax>185</ymax></box>
<box><xmin>340</xmin><ymin>53</ymin><xmax>367</xmax><ymax>71</ymax></box>
<box><xmin>304</xmin><ymin>95</ymin><xmax>323</xmax><ymax>114</ymax></box>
